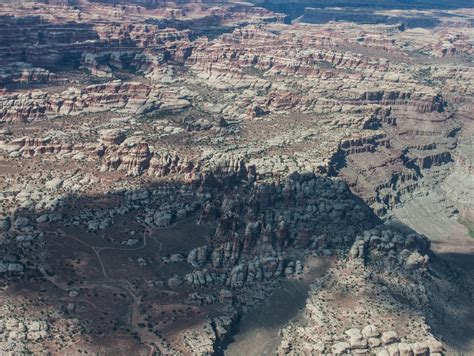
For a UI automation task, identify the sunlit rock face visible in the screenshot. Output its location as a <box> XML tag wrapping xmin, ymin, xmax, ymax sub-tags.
<box><xmin>0</xmin><ymin>0</ymin><xmax>472</xmax><ymax>354</ymax></box>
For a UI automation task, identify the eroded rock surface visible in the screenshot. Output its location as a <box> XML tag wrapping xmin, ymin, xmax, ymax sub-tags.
<box><xmin>0</xmin><ymin>0</ymin><xmax>472</xmax><ymax>354</ymax></box>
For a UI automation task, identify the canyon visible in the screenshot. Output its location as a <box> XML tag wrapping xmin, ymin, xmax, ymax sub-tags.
<box><xmin>0</xmin><ymin>0</ymin><xmax>472</xmax><ymax>354</ymax></box>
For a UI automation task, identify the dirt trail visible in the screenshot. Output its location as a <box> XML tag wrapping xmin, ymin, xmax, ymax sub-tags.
<box><xmin>44</xmin><ymin>227</ymin><xmax>164</xmax><ymax>354</ymax></box>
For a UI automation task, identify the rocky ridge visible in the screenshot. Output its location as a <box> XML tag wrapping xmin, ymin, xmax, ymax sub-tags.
<box><xmin>0</xmin><ymin>0</ymin><xmax>472</xmax><ymax>354</ymax></box>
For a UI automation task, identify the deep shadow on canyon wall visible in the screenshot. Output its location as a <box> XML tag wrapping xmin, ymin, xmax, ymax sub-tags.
<box><xmin>1</xmin><ymin>167</ymin><xmax>473</xmax><ymax>353</ymax></box>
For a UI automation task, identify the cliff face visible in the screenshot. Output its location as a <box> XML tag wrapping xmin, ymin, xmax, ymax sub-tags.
<box><xmin>0</xmin><ymin>0</ymin><xmax>472</xmax><ymax>354</ymax></box>
<box><xmin>0</xmin><ymin>0</ymin><xmax>471</xmax><ymax>237</ymax></box>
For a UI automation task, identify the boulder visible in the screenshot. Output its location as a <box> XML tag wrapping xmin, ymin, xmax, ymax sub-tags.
<box><xmin>362</xmin><ymin>324</ymin><xmax>380</xmax><ymax>338</ymax></box>
<box><xmin>332</xmin><ymin>342</ymin><xmax>351</xmax><ymax>355</ymax></box>
<box><xmin>381</xmin><ymin>331</ymin><xmax>399</xmax><ymax>345</ymax></box>
<box><xmin>14</xmin><ymin>216</ymin><xmax>33</xmax><ymax>229</ymax></box>
<box><xmin>412</xmin><ymin>342</ymin><xmax>429</xmax><ymax>356</ymax></box>
<box><xmin>0</xmin><ymin>216</ymin><xmax>11</xmax><ymax>231</ymax></box>
<box><xmin>426</xmin><ymin>339</ymin><xmax>443</xmax><ymax>353</ymax></box>
<box><xmin>154</xmin><ymin>212</ymin><xmax>172</xmax><ymax>227</ymax></box>
<box><xmin>45</xmin><ymin>178</ymin><xmax>63</xmax><ymax>191</ymax></box>
<box><xmin>398</xmin><ymin>342</ymin><xmax>413</xmax><ymax>356</ymax></box>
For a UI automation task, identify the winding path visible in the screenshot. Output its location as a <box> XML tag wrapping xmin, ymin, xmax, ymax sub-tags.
<box><xmin>44</xmin><ymin>225</ymin><xmax>163</xmax><ymax>355</ymax></box>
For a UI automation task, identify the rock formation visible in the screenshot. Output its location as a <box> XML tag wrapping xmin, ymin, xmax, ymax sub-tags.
<box><xmin>0</xmin><ymin>0</ymin><xmax>472</xmax><ymax>354</ymax></box>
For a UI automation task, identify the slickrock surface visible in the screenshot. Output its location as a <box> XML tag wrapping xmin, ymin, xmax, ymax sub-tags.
<box><xmin>0</xmin><ymin>0</ymin><xmax>472</xmax><ymax>354</ymax></box>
